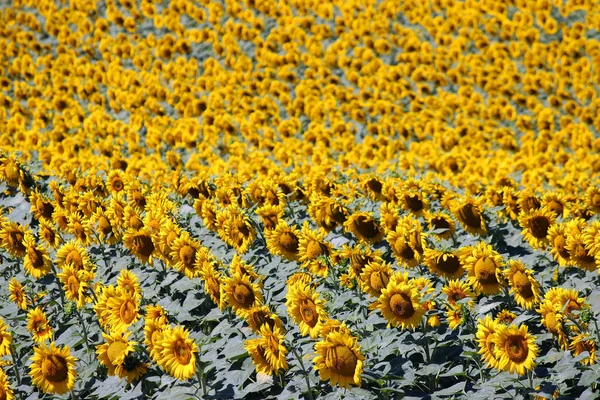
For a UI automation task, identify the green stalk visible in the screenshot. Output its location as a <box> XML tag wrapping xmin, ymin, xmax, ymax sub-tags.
<box><xmin>291</xmin><ymin>347</ymin><xmax>314</xmax><ymax>400</ymax></box>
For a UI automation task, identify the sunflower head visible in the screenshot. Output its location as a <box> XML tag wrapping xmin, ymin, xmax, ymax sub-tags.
<box><xmin>27</xmin><ymin>307</ymin><xmax>53</xmax><ymax>343</ymax></box>
<box><xmin>452</xmin><ymin>197</ymin><xmax>487</xmax><ymax>235</ymax></box>
<box><xmin>424</xmin><ymin>248</ymin><xmax>464</xmax><ymax>279</ymax></box>
<box><xmin>29</xmin><ymin>342</ymin><xmax>77</xmax><ymax>395</ymax></box>
<box><xmin>461</xmin><ymin>242</ymin><xmax>504</xmax><ymax>295</ymax></box>
<box><xmin>359</xmin><ymin>261</ymin><xmax>393</xmax><ymax>298</ymax></box>
<box><xmin>313</xmin><ymin>331</ymin><xmax>365</xmax><ymax>388</ymax></box>
<box><xmin>518</xmin><ymin>207</ymin><xmax>555</xmax><ymax>250</ymax></box>
<box><xmin>344</xmin><ymin>212</ymin><xmax>384</xmax><ymax>244</ymax></box>
<box><xmin>285</xmin><ymin>283</ymin><xmax>327</xmax><ymax>338</ymax></box>
<box><xmin>492</xmin><ymin>323</ymin><xmax>538</xmax><ymax>375</ymax></box>
<box><xmin>265</xmin><ymin>220</ymin><xmax>301</xmax><ymax>261</ymax></box>
<box><xmin>377</xmin><ymin>281</ymin><xmax>424</xmax><ymax>330</ymax></box>
<box><xmin>158</xmin><ymin>326</ymin><xmax>198</xmax><ymax>380</ymax></box>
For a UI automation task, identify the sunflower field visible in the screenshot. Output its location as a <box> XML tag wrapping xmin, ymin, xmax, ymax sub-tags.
<box><xmin>1</xmin><ymin>0</ymin><xmax>600</xmax><ymax>399</ymax></box>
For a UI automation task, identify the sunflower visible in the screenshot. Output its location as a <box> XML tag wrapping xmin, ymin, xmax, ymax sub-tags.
<box><xmin>451</xmin><ymin>196</ymin><xmax>487</xmax><ymax>235</ymax></box>
<box><xmin>387</xmin><ymin>229</ymin><xmax>420</xmax><ymax>268</ymax></box>
<box><xmin>106</xmin><ymin>169</ymin><xmax>127</xmax><ymax>194</ymax></box>
<box><xmin>286</xmin><ymin>272</ymin><xmax>315</xmax><ymax>288</ymax></box>
<box><xmin>553</xmin><ymin>288</ymin><xmax>589</xmax><ymax>321</ymax></box>
<box><xmin>241</xmin><ymin>305</ymin><xmax>285</xmax><ymax>333</ymax></box>
<box><xmin>313</xmin><ymin>331</ymin><xmax>365</xmax><ymax>388</ymax></box>
<box><xmin>223</xmin><ymin>272</ymin><xmax>263</xmax><ymax>315</ymax></box>
<box><xmin>259</xmin><ymin>324</ymin><xmax>289</xmax><ymax>374</ymax></box>
<box><xmin>379</xmin><ymin>202</ymin><xmax>400</xmax><ymax>234</ymax></box>
<box><xmin>359</xmin><ymin>261</ymin><xmax>393</xmax><ymax>298</ymax></box>
<box><xmin>338</xmin><ymin>245</ymin><xmax>383</xmax><ymax>280</ymax></box>
<box><xmin>446</xmin><ymin>305</ymin><xmax>464</xmax><ymax>330</ymax></box>
<box><xmin>9</xmin><ymin>278</ymin><xmax>28</xmax><ymax>310</ymax></box>
<box><xmin>320</xmin><ymin>319</ymin><xmax>352</xmax><ymax>339</ymax></box>
<box><xmin>504</xmin><ymin>261</ymin><xmax>540</xmax><ymax>309</ymax></box>
<box><xmin>461</xmin><ymin>242</ymin><xmax>504</xmax><ymax>295</ymax></box>
<box><xmin>582</xmin><ymin>221</ymin><xmax>600</xmax><ymax>257</ymax></box>
<box><xmin>122</xmin><ymin>227</ymin><xmax>156</xmax><ymax>266</ymax></box>
<box><xmin>199</xmin><ymin>261</ymin><xmax>226</xmax><ymax>309</ymax></box>
<box><xmin>424</xmin><ymin>248</ymin><xmax>464</xmax><ymax>279</ymax></box>
<box><xmin>400</xmin><ymin>188</ymin><xmax>429</xmax><ymax>217</ymax></box>
<box><xmin>88</xmin><ymin>207</ymin><xmax>120</xmax><ymax>244</ymax></box>
<box><xmin>566</xmin><ymin>232</ymin><xmax>597</xmax><ymax>271</ymax></box>
<box><xmin>57</xmin><ymin>265</ymin><xmax>95</xmax><ymax>308</ymax></box>
<box><xmin>230</xmin><ymin>255</ymin><xmax>263</xmax><ymax>284</ymax></box>
<box><xmin>0</xmin><ymin>317</ymin><xmax>13</xmax><ymax>356</ymax></box>
<box><xmin>0</xmin><ymin>220</ymin><xmax>28</xmax><ymax>258</ymax></box>
<box><xmin>96</xmin><ymin>330</ymin><xmax>136</xmax><ymax>375</ymax></box>
<box><xmin>518</xmin><ymin>207</ymin><xmax>555</xmax><ymax>250</ymax></box>
<box><xmin>265</xmin><ymin>220</ymin><xmax>301</xmax><ymax>261</ymax></box>
<box><xmin>159</xmin><ymin>325</ymin><xmax>198</xmax><ymax>380</ymax></box>
<box><xmin>569</xmin><ymin>333</ymin><xmax>597</xmax><ymax>365</ymax></box>
<box><xmin>170</xmin><ymin>231</ymin><xmax>203</xmax><ymax>278</ymax></box>
<box><xmin>156</xmin><ymin>218</ymin><xmax>182</xmax><ymax>266</ymax></box>
<box><xmin>245</xmin><ymin>336</ymin><xmax>275</xmax><ymax>376</ymax></box>
<box><xmin>285</xmin><ymin>283</ymin><xmax>328</xmax><ymax>338</ymax></box>
<box><xmin>221</xmin><ymin>206</ymin><xmax>256</xmax><ymax>254</ymax></box>
<box><xmin>29</xmin><ymin>191</ymin><xmax>55</xmax><ymax>221</ymax></box>
<box><xmin>27</xmin><ymin>307</ymin><xmax>53</xmax><ymax>343</ymax></box>
<box><xmin>103</xmin><ymin>291</ymin><xmax>140</xmax><ymax>334</ymax></box>
<box><xmin>39</xmin><ymin>219</ymin><xmax>61</xmax><ymax>248</ymax></box>
<box><xmin>362</xmin><ymin>176</ymin><xmax>386</xmax><ymax>202</ymax></box>
<box><xmin>256</xmin><ymin>204</ymin><xmax>284</xmax><ymax>231</ymax></box>
<box><xmin>492</xmin><ymin>323</ymin><xmax>538</xmax><ymax>375</ymax></box>
<box><xmin>145</xmin><ymin>304</ymin><xmax>168</xmax><ymax>326</ymax></box>
<box><xmin>22</xmin><ymin>233</ymin><xmax>52</xmax><ymax>279</ymax></box>
<box><xmin>495</xmin><ymin>310</ymin><xmax>517</xmax><ymax>325</ymax></box>
<box><xmin>55</xmin><ymin>240</ymin><xmax>91</xmax><ymax>271</ymax></box>
<box><xmin>377</xmin><ymin>281</ymin><xmax>424</xmax><ymax>330</ymax></box>
<box><xmin>476</xmin><ymin>315</ymin><xmax>500</xmax><ymax>369</ymax></box>
<box><xmin>586</xmin><ymin>186</ymin><xmax>600</xmax><ymax>213</ymax></box>
<box><xmin>298</xmin><ymin>222</ymin><xmax>332</xmax><ymax>268</ymax></box>
<box><xmin>547</xmin><ymin>223</ymin><xmax>573</xmax><ymax>267</ymax></box>
<box><xmin>117</xmin><ymin>269</ymin><xmax>142</xmax><ymax>301</ymax></box>
<box><xmin>29</xmin><ymin>342</ymin><xmax>77</xmax><ymax>395</ymax></box>
<box><xmin>344</xmin><ymin>212</ymin><xmax>384</xmax><ymax>244</ymax></box>
<box><xmin>425</xmin><ymin>211</ymin><xmax>456</xmax><ymax>240</ymax></box>
<box><xmin>542</xmin><ymin>192</ymin><xmax>568</xmax><ymax>218</ymax></box>
<box><xmin>116</xmin><ymin>354</ymin><xmax>148</xmax><ymax>383</ymax></box>
<box><xmin>537</xmin><ymin>300</ymin><xmax>568</xmax><ymax>349</ymax></box>
<box><xmin>144</xmin><ymin>320</ymin><xmax>167</xmax><ymax>362</ymax></box>
<box><xmin>0</xmin><ymin>368</ymin><xmax>13</xmax><ymax>400</ymax></box>
<box><xmin>442</xmin><ymin>280</ymin><xmax>475</xmax><ymax>308</ymax></box>
<box><xmin>65</xmin><ymin>212</ymin><xmax>93</xmax><ymax>246</ymax></box>
<box><xmin>198</xmin><ymin>199</ymin><xmax>219</xmax><ymax>231</ymax></box>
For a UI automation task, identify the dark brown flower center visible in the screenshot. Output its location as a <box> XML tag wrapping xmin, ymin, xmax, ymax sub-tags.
<box><xmin>353</xmin><ymin>215</ymin><xmax>379</xmax><ymax>239</ymax></box>
<box><xmin>326</xmin><ymin>345</ymin><xmax>357</xmax><ymax>377</ymax></box>
<box><xmin>279</xmin><ymin>231</ymin><xmax>299</xmax><ymax>254</ymax></box>
<box><xmin>367</xmin><ymin>179</ymin><xmax>382</xmax><ymax>193</ymax></box>
<box><xmin>132</xmin><ymin>235</ymin><xmax>154</xmax><ymax>258</ymax></box>
<box><xmin>436</xmin><ymin>253</ymin><xmax>461</xmax><ymax>275</ymax></box>
<box><xmin>458</xmin><ymin>203</ymin><xmax>481</xmax><ymax>228</ymax></box>
<box><xmin>527</xmin><ymin>215</ymin><xmax>550</xmax><ymax>238</ymax></box>
<box><xmin>390</xmin><ymin>293</ymin><xmax>415</xmax><ymax>318</ymax></box>
<box><xmin>174</xmin><ymin>339</ymin><xmax>192</xmax><ymax>365</ymax></box>
<box><xmin>405</xmin><ymin>194</ymin><xmax>423</xmax><ymax>212</ymax></box>
<box><xmin>505</xmin><ymin>335</ymin><xmax>529</xmax><ymax>363</ymax></box>
<box><xmin>299</xmin><ymin>299</ymin><xmax>319</xmax><ymax>327</ymax></box>
<box><xmin>233</xmin><ymin>283</ymin><xmax>254</xmax><ymax>308</ymax></box>
<box><xmin>41</xmin><ymin>354</ymin><xmax>69</xmax><ymax>383</ymax></box>
<box><xmin>513</xmin><ymin>271</ymin><xmax>533</xmax><ymax>298</ymax></box>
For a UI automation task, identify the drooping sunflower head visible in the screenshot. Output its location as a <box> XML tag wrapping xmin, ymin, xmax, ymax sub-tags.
<box><xmin>298</xmin><ymin>222</ymin><xmax>332</xmax><ymax>267</ymax></box>
<box><xmin>425</xmin><ymin>211</ymin><xmax>456</xmax><ymax>239</ymax></box>
<box><xmin>122</xmin><ymin>227</ymin><xmax>156</xmax><ymax>266</ymax></box>
<box><xmin>0</xmin><ymin>220</ymin><xmax>28</xmax><ymax>258</ymax></box>
<box><xmin>565</xmin><ymin>231</ymin><xmax>597</xmax><ymax>271</ymax></box>
<box><xmin>9</xmin><ymin>278</ymin><xmax>28</xmax><ymax>310</ymax></box>
<box><xmin>115</xmin><ymin>354</ymin><xmax>148</xmax><ymax>383</ymax></box>
<box><xmin>344</xmin><ymin>212</ymin><xmax>384</xmax><ymax>244</ymax></box>
<box><xmin>255</xmin><ymin>203</ymin><xmax>284</xmax><ymax>231</ymax></box>
<box><xmin>23</xmin><ymin>233</ymin><xmax>52</xmax><ymax>279</ymax></box>
<box><xmin>313</xmin><ymin>331</ymin><xmax>365</xmax><ymax>388</ymax></box>
<box><xmin>169</xmin><ymin>231</ymin><xmax>203</xmax><ymax>278</ymax></box>
<box><xmin>265</xmin><ymin>220</ymin><xmax>301</xmax><ymax>261</ymax></box>
<box><xmin>378</xmin><ymin>281</ymin><xmax>424</xmax><ymax>330</ymax></box>
<box><xmin>0</xmin><ymin>317</ymin><xmax>13</xmax><ymax>357</ymax></box>
<box><xmin>537</xmin><ymin>300</ymin><xmax>567</xmax><ymax>349</ymax></box>
<box><xmin>492</xmin><ymin>323</ymin><xmax>538</xmax><ymax>375</ymax></box>
<box><xmin>461</xmin><ymin>242</ymin><xmax>504</xmax><ymax>295</ymax></box>
<box><xmin>29</xmin><ymin>342</ymin><xmax>77</xmax><ymax>395</ymax></box>
<box><xmin>424</xmin><ymin>248</ymin><xmax>464</xmax><ymax>279</ymax></box>
<box><xmin>547</xmin><ymin>223</ymin><xmax>573</xmax><ymax>267</ymax></box>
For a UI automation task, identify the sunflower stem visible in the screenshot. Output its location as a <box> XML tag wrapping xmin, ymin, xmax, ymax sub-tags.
<box><xmin>10</xmin><ymin>343</ymin><xmax>21</xmax><ymax>386</ymax></box>
<box><xmin>291</xmin><ymin>346</ymin><xmax>314</xmax><ymax>400</ymax></box>
<box><xmin>51</xmin><ymin>264</ymin><xmax>65</xmax><ymax>309</ymax></box>
<box><xmin>528</xmin><ymin>370</ymin><xmax>533</xmax><ymax>389</ymax></box>
<box><xmin>75</xmin><ymin>307</ymin><xmax>93</xmax><ymax>361</ymax></box>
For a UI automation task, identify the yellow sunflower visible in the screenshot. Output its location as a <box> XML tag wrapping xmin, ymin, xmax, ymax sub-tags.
<box><xmin>117</xmin><ymin>269</ymin><xmax>142</xmax><ymax>301</ymax></box>
<box><xmin>169</xmin><ymin>231</ymin><xmax>203</xmax><ymax>278</ymax></box>
<box><xmin>27</xmin><ymin>307</ymin><xmax>53</xmax><ymax>343</ymax></box>
<box><xmin>144</xmin><ymin>320</ymin><xmax>168</xmax><ymax>363</ymax></box>
<box><xmin>0</xmin><ymin>317</ymin><xmax>13</xmax><ymax>356</ymax></box>
<box><xmin>240</xmin><ymin>305</ymin><xmax>285</xmax><ymax>333</ymax></box>
<box><xmin>159</xmin><ymin>325</ymin><xmax>198</xmax><ymax>380</ymax></box>
<box><xmin>442</xmin><ymin>280</ymin><xmax>475</xmax><ymax>308</ymax></box>
<box><xmin>23</xmin><ymin>233</ymin><xmax>52</xmax><ymax>279</ymax></box>
<box><xmin>425</xmin><ymin>211</ymin><xmax>456</xmax><ymax>240</ymax></box>
<box><xmin>495</xmin><ymin>310</ymin><xmax>517</xmax><ymax>325</ymax></box>
<box><xmin>378</xmin><ymin>281</ymin><xmax>424</xmax><ymax>330</ymax></box>
<box><xmin>461</xmin><ymin>242</ymin><xmax>504</xmax><ymax>295</ymax></box>
<box><xmin>313</xmin><ymin>331</ymin><xmax>365</xmax><ymax>388</ymax></box>
<box><xmin>492</xmin><ymin>324</ymin><xmax>538</xmax><ymax>375</ymax></box>
<box><xmin>115</xmin><ymin>355</ymin><xmax>148</xmax><ymax>383</ymax></box>
<box><xmin>223</xmin><ymin>273</ymin><xmax>263</xmax><ymax>315</ymax></box>
<box><xmin>518</xmin><ymin>207</ymin><xmax>555</xmax><ymax>250</ymax></box>
<box><xmin>258</xmin><ymin>324</ymin><xmax>289</xmax><ymax>374</ymax></box>
<box><xmin>298</xmin><ymin>222</ymin><xmax>332</xmax><ymax>269</ymax></box>
<box><xmin>320</xmin><ymin>319</ymin><xmax>352</xmax><ymax>339</ymax></box>
<box><xmin>569</xmin><ymin>333</ymin><xmax>597</xmax><ymax>365</ymax></box>
<box><xmin>547</xmin><ymin>223</ymin><xmax>573</xmax><ymax>267</ymax></box>
<box><xmin>338</xmin><ymin>244</ymin><xmax>383</xmax><ymax>280</ymax></box>
<box><xmin>55</xmin><ymin>240</ymin><xmax>91</xmax><ymax>271</ymax></box>
<box><xmin>38</xmin><ymin>219</ymin><xmax>61</xmax><ymax>248</ymax></box>
<box><xmin>446</xmin><ymin>305</ymin><xmax>464</xmax><ymax>330</ymax></box>
<box><xmin>145</xmin><ymin>304</ymin><xmax>168</xmax><ymax>326</ymax></box>
<box><xmin>504</xmin><ymin>261</ymin><xmax>540</xmax><ymax>309</ymax></box>
<box><xmin>582</xmin><ymin>221</ymin><xmax>600</xmax><ymax>258</ymax></box>
<box><xmin>65</xmin><ymin>212</ymin><xmax>93</xmax><ymax>246</ymax></box>
<box><xmin>9</xmin><ymin>278</ymin><xmax>28</xmax><ymax>310</ymax></box>
<box><xmin>156</xmin><ymin>218</ymin><xmax>182</xmax><ymax>266</ymax></box>
<box><xmin>29</xmin><ymin>191</ymin><xmax>55</xmax><ymax>222</ymax></box>
<box><xmin>122</xmin><ymin>227</ymin><xmax>156</xmax><ymax>265</ymax></box>
<box><xmin>386</xmin><ymin>227</ymin><xmax>423</xmax><ymax>269</ymax></box>
<box><xmin>106</xmin><ymin>169</ymin><xmax>127</xmax><ymax>194</ymax></box>
<box><xmin>451</xmin><ymin>196</ymin><xmax>487</xmax><ymax>235</ymax></box>
<box><xmin>230</xmin><ymin>255</ymin><xmax>263</xmax><ymax>284</ymax></box>
<box><xmin>221</xmin><ymin>206</ymin><xmax>256</xmax><ymax>254</ymax></box>
<box><xmin>399</xmin><ymin>188</ymin><xmax>429</xmax><ymax>217</ymax></box>
<box><xmin>199</xmin><ymin>260</ymin><xmax>226</xmax><ymax>309</ymax></box>
<box><xmin>379</xmin><ymin>202</ymin><xmax>400</xmax><ymax>234</ymax></box>
<box><xmin>566</xmin><ymin>232</ymin><xmax>597</xmax><ymax>271</ymax></box>
<box><xmin>344</xmin><ymin>212</ymin><xmax>384</xmax><ymax>244</ymax></box>
<box><xmin>359</xmin><ymin>261</ymin><xmax>393</xmax><ymax>298</ymax></box>
<box><xmin>542</xmin><ymin>192</ymin><xmax>569</xmax><ymax>218</ymax></box>
<box><xmin>285</xmin><ymin>283</ymin><xmax>328</xmax><ymax>338</ymax></box>
<box><xmin>0</xmin><ymin>220</ymin><xmax>28</xmax><ymax>258</ymax></box>
<box><xmin>57</xmin><ymin>265</ymin><xmax>95</xmax><ymax>308</ymax></box>
<box><xmin>476</xmin><ymin>315</ymin><xmax>500</xmax><ymax>369</ymax></box>
<box><xmin>0</xmin><ymin>368</ymin><xmax>14</xmax><ymax>400</ymax></box>
<box><xmin>103</xmin><ymin>291</ymin><xmax>140</xmax><ymax>334</ymax></box>
<box><xmin>96</xmin><ymin>330</ymin><xmax>136</xmax><ymax>375</ymax></box>
<box><xmin>424</xmin><ymin>248</ymin><xmax>464</xmax><ymax>279</ymax></box>
<box><xmin>255</xmin><ymin>204</ymin><xmax>285</xmax><ymax>231</ymax></box>
<box><xmin>537</xmin><ymin>300</ymin><xmax>568</xmax><ymax>349</ymax></box>
<box><xmin>200</xmin><ymin>199</ymin><xmax>219</xmax><ymax>231</ymax></box>
<box><xmin>29</xmin><ymin>342</ymin><xmax>77</xmax><ymax>395</ymax></box>
<box><xmin>88</xmin><ymin>207</ymin><xmax>120</xmax><ymax>244</ymax></box>
<box><xmin>265</xmin><ymin>220</ymin><xmax>301</xmax><ymax>261</ymax></box>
